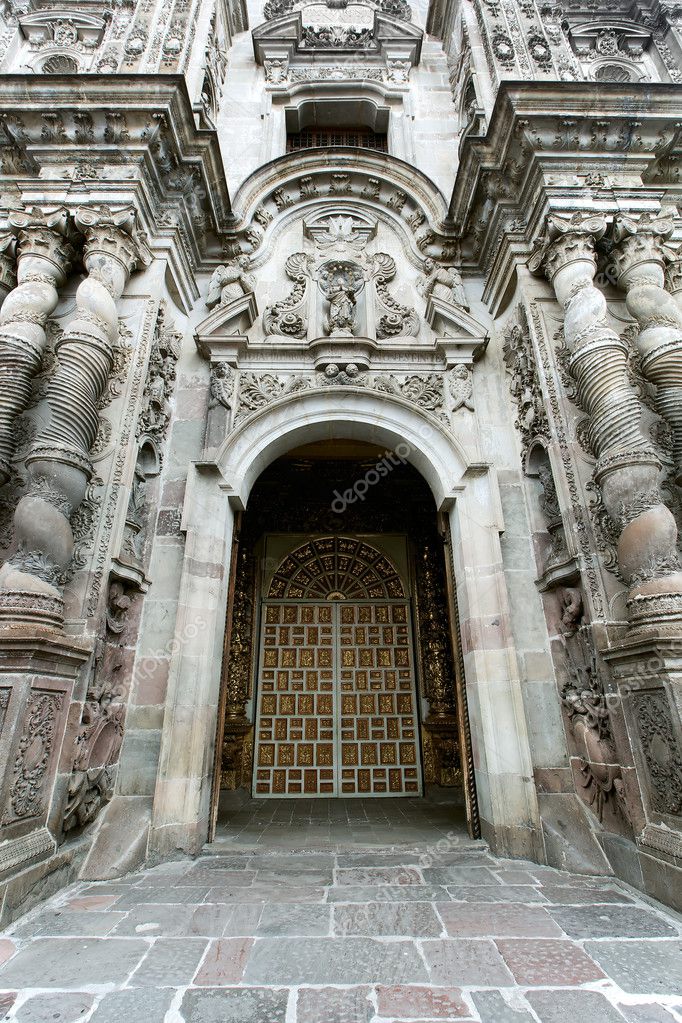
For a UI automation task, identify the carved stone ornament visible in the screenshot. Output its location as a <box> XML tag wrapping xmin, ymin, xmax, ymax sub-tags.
<box><xmin>502</xmin><ymin>307</ymin><xmax>549</xmax><ymax>462</ymax></box>
<box><xmin>530</xmin><ymin>212</ymin><xmax>682</xmax><ymax>626</ymax></box>
<box><xmin>263</xmin><ymin>252</ymin><xmax>312</xmax><ymax>339</ymax></box>
<box><xmin>631</xmin><ymin>689</ymin><xmax>682</xmax><ymax>818</ymax></box>
<box><xmin>206</xmin><ymin>256</ymin><xmax>256</xmax><ymax>309</ymax></box>
<box><xmin>0</xmin><ymin>206</ymin><xmax>150</xmax><ymax>627</ymax></box>
<box><xmin>610</xmin><ymin>209</ymin><xmax>682</xmax><ymax>486</ymax></box>
<box><xmin>418</xmin><ymin>257</ymin><xmax>468</xmax><ymax>309</ymax></box>
<box><xmin>5</xmin><ymin>690</ymin><xmax>63</xmax><ymax>823</ymax></box>
<box><xmin>371</xmin><ymin>253</ymin><xmax>419</xmax><ymax>338</ymax></box>
<box><xmin>319</xmin><ymin>260</ymin><xmax>365</xmax><ymax>337</ymax></box>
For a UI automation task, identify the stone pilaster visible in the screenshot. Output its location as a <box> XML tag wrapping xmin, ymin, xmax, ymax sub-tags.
<box><xmin>0</xmin><ymin>206</ymin><xmax>149</xmax><ymax>629</ymax></box>
<box><xmin>610</xmin><ymin>209</ymin><xmax>682</xmax><ymax>486</ymax></box>
<box><xmin>530</xmin><ymin>212</ymin><xmax>682</xmax><ymax>631</ymax></box>
<box><xmin>0</xmin><ymin>209</ymin><xmax>74</xmax><ymax>487</ymax></box>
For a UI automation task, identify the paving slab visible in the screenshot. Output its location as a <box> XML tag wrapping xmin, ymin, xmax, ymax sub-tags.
<box><xmin>0</xmin><ymin>937</ymin><xmax>147</xmax><ymax>988</ymax></box>
<box><xmin>494</xmin><ymin>938</ymin><xmax>606</xmax><ymax>985</ymax></box>
<box><xmin>376</xmin><ymin>984</ymin><xmax>471</xmax><ymax>1019</ymax></box>
<box><xmin>180</xmin><ymin>986</ymin><xmax>289</xmax><ymax>1023</ymax></box>
<box><xmin>584</xmin><ymin>939</ymin><xmax>682</xmax><ymax>996</ymax></box>
<box><xmin>549</xmin><ymin>904</ymin><xmax>679</xmax><ymax>939</ymax></box>
<box><xmin>296</xmin><ymin>986</ymin><xmax>374</xmax><ymax>1023</ymax></box>
<box><xmin>13</xmin><ymin>991</ymin><xmax>94</xmax><ymax>1021</ymax></box>
<box><xmin>471</xmin><ymin>990</ymin><xmax>535</xmax><ymax>1022</ymax></box>
<box><xmin>244</xmin><ymin>936</ymin><xmax>429</xmax><ymax>984</ymax></box>
<box><xmin>422</xmin><ymin>938</ymin><xmax>515</xmax><ymax>986</ymax></box>
<box><xmin>193</xmin><ymin>937</ymin><xmax>253</xmax><ymax>984</ymax></box>
<box><xmin>129</xmin><ymin>937</ymin><xmax>208</xmax><ymax>986</ymax></box>
<box><xmin>334</xmin><ymin>902</ymin><xmax>443</xmax><ymax>936</ymax></box>
<box><xmin>436</xmin><ymin>902</ymin><xmax>562</xmax><ymax>937</ymax></box>
<box><xmin>89</xmin><ymin>987</ymin><xmax>176</xmax><ymax>1022</ymax></box>
<box><xmin>525</xmin><ymin>989</ymin><xmax>629</xmax><ymax>1022</ymax></box>
<box><xmin>256</xmin><ymin>903</ymin><xmax>331</xmax><ymax>935</ymax></box>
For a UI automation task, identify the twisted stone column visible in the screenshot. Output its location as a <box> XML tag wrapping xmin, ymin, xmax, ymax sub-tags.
<box><xmin>0</xmin><ymin>208</ymin><xmax>74</xmax><ymax>486</ymax></box>
<box><xmin>0</xmin><ymin>227</ymin><xmax>17</xmax><ymax>308</ymax></box>
<box><xmin>530</xmin><ymin>212</ymin><xmax>682</xmax><ymax>630</ymax></box>
<box><xmin>0</xmin><ymin>206</ymin><xmax>148</xmax><ymax>628</ymax></box>
<box><xmin>610</xmin><ymin>209</ymin><xmax>682</xmax><ymax>485</ymax></box>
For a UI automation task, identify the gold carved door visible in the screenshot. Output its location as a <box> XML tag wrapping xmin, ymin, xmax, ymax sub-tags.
<box><xmin>252</xmin><ymin>537</ymin><xmax>422</xmax><ymax>797</ymax></box>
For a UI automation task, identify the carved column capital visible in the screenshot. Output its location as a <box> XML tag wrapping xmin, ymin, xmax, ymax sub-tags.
<box><xmin>0</xmin><ymin>230</ymin><xmax>17</xmax><ymax>305</ymax></box>
<box><xmin>75</xmin><ymin>205</ymin><xmax>150</xmax><ymax>289</ymax></box>
<box><xmin>7</xmin><ymin>206</ymin><xmax>75</xmax><ymax>282</ymax></box>
<box><xmin>529</xmin><ymin>212</ymin><xmax>607</xmax><ymax>296</ymax></box>
<box><xmin>610</xmin><ymin>209</ymin><xmax>677</xmax><ymax>288</ymax></box>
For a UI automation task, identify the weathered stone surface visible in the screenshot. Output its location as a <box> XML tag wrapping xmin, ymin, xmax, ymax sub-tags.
<box><xmin>334</xmin><ymin>902</ymin><xmax>442</xmax><ymax>936</ymax></box>
<box><xmin>526</xmin><ymin>989</ymin><xmax>632</xmax><ymax>1023</ymax></box>
<box><xmin>13</xmin><ymin>992</ymin><xmax>95</xmax><ymax>1022</ymax></box>
<box><xmin>244</xmin><ymin>937</ymin><xmax>429</xmax><ymax>984</ymax></box>
<box><xmin>471</xmin><ymin>990</ymin><xmax>535</xmax><ymax>1022</ymax></box>
<box><xmin>495</xmin><ymin>938</ymin><xmax>606</xmax><ymax>985</ymax></box>
<box><xmin>181</xmin><ymin>987</ymin><xmax>289</xmax><ymax>1023</ymax></box>
<box><xmin>376</xmin><ymin>985</ymin><xmax>471</xmax><ymax>1019</ymax></box>
<box><xmin>296</xmin><ymin>986</ymin><xmax>374</xmax><ymax>1023</ymax></box>
<box><xmin>0</xmin><ymin>938</ymin><xmax>146</xmax><ymax>988</ymax></box>
<box><xmin>436</xmin><ymin>902</ymin><xmax>563</xmax><ymax>937</ymax></box>
<box><xmin>89</xmin><ymin>988</ymin><xmax>176</xmax><ymax>1021</ymax></box>
<box><xmin>257</xmin><ymin>904</ymin><xmax>331</xmax><ymax>936</ymax></box>
<box><xmin>549</xmin><ymin>905</ymin><xmax>678</xmax><ymax>939</ymax></box>
<box><xmin>128</xmin><ymin>937</ymin><xmax>208</xmax><ymax>986</ymax></box>
<box><xmin>193</xmin><ymin>938</ymin><xmax>253</xmax><ymax>984</ymax></box>
<box><xmin>422</xmin><ymin>939</ymin><xmax>515</xmax><ymax>986</ymax></box>
<box><xmin>585</xmin><ymin>940</ymin><xmax>682</xmax><ymax>995</ymax></box>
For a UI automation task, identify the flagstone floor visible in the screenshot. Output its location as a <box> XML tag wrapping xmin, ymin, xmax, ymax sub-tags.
<box><xmin>1</xmin><ymin>803</ymin><xmax>681</xmax><ymax>1022</ymax></box>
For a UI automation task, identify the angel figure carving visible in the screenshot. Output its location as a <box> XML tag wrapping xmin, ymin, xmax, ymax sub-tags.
<box><xmin>419</xmin><ymin>257</ymin><xmax>469</xmax><ymax>310</ymax></box>
<box><xmin>206</xmin><ymin>255</ymin><xmax>255</xmax><ymax>309</ymax></box>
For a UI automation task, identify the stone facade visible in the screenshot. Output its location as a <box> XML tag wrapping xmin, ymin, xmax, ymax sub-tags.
<box><xmin>0</xmin><ymin>0</ymin><xmax>679</xmax><ymax>923</ymax></box>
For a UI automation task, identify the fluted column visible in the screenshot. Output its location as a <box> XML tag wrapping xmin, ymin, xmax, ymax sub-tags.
<box><xmin>530</xmin><ymin>212</ymin><xmax>682</xmax><ymax>630</ymax></box>
<box><xmin>0</xmin><ymin>206</ymin><xmax>148</xmax><ymax>628</ymax></box>
<box><xmin>610</xmin><ymin>209</ymin><xmax>682</xmax><ymax>485</ymax></box>
<box><xmin>0</xmin><ymin>208</ymin><xmax>74</xmax><ymax>486</ymax></box>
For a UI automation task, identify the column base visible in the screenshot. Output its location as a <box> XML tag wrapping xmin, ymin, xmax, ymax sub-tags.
<box><xmin>626</xmin><ymin>587</ymin><xmax>682</xmax><ymax>633</ymax></box>
<box><xmin>0</xmin><ymin>590</ymin><xmax>64</xmax><ymax>629</ymax></box>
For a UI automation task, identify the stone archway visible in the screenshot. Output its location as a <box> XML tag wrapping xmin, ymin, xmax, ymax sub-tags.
<box><xmin>149</xmin><ymin>389</ymin><xmax>543</xmax><ymax>863</ymax></box>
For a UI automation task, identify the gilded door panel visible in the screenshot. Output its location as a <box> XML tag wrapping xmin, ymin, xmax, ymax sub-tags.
<box><xmin>253</xmin><ymin>602</ymin><xmax>335</xmax><ymax>796</ymax></box>
<box><xmin>338</xmin><ymin>602</ymin><xmax>421</xmax><ymax>796</ymax></box>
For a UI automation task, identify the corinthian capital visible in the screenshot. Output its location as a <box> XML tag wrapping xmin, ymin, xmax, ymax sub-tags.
<box><xmin>7</xmin><ymin>204</ymin><xmax>74</xmax><ymax>280</ymax></box>
<box><xmin>75</xmin><ymin>205</ymin><xmax>151</xmax><ymax>290</ymax></box>
<box><xmin>610</xmin><ymin>208</ymin><xmax>677</xmax><ymax>284</ymax></box>
<box><xmin>0</xmin><ymin>229</ymin><xmax>17</xmax><ymax>303</ymax></box>
<box><xmin>529</xmin><ymin>212</ymin><xmax>607</xmax><ymax>285</ymax></box>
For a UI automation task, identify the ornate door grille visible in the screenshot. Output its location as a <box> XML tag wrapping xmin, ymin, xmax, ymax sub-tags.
<box><xmin>253</xmin><ymin>537</ymin><xmax>422</xmax><ymax>797</ymax></box>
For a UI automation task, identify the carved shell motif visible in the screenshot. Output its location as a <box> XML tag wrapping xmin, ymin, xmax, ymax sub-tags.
<box><xmin>263</xmin><ymin>252</ymin><xmax>311</xmax><ymax>339</ymax></box>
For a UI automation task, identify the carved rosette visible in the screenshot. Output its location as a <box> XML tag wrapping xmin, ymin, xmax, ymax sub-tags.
<box><xmin>611</xmin><ymin>210</ymin><xmax>682</xmax><ymax>486</ymax></box>
<box><xmin>530</xmin><ymin>212</ymin><xmax>682</xmax><ymax>628</ymax></box>
<box><xmin>0</xmin><ymin>206</ymin><xmax>149</xmax><ymax>627</ymax></box>
<box><xmin>0</xmin><ymin>207</ymin><xmax>74</xmax><ymax>486</ymax></box>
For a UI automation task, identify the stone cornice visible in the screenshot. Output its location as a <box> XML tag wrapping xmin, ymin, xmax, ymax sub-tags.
<box><xmin>0</xmin><ymin>74</ymin><xmax>232</xmax><ymax>277</ymax></box>
<box><xmin>449</xmin><ymin>81</ymin><xmax>682</xmax><ymax>311</ymax></box>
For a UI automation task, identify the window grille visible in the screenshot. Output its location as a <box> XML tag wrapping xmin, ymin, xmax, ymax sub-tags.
<box><xmin>286</xmin><ymin>129</ymin><xmax>388</xmax><ymax>152</ymax></box>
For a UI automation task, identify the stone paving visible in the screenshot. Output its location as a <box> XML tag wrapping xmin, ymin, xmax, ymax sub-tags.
<box><xmin>0</xmin><ymin>835</ymin><xmax>681</xmax><ymax>1023</ymax></box>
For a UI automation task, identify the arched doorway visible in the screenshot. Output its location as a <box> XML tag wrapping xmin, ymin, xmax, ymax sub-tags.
<box><xmin>254</xmin><ymin>535</ymin><xmax>421</xmax><ymax>798</ymax></box>
<box><xmin>150</xmin><ymin>390</ymin><xmax>543</xmax><ymax>864</ymax></box>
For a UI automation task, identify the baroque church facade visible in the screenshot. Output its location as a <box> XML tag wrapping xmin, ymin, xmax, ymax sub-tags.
<box><xmin>0</xmin><ymin>0</ymin><xmax>680</xmax><ymax>923</ymax></box>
